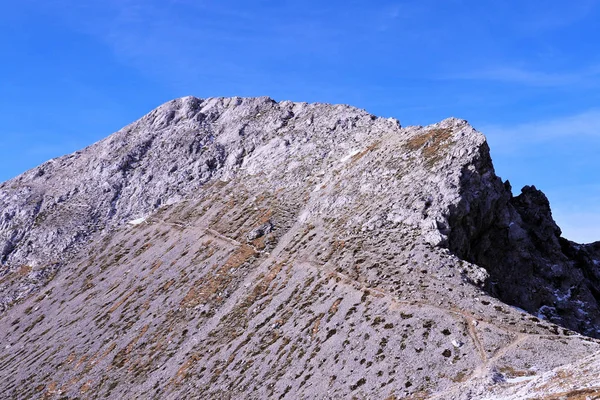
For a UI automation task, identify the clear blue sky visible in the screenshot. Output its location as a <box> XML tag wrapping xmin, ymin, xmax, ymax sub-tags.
<box><xmin>1</xmin><ymin>1</ymin><xmax>600</xmax><ymax>243</ymax></box>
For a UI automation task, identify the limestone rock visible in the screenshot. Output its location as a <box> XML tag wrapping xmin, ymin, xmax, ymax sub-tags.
<box><xmin>0</xmin><ymin>96</ymin><xmax>599</xmax><ymax>399</ymax></box>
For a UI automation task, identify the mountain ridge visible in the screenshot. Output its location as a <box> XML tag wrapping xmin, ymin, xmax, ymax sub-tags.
<box><xmin>1</xmin><ymin>96</ymin><xmax>599</xmax><ymax>399</ymax></box>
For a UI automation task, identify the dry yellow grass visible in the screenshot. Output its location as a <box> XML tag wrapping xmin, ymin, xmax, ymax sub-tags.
<box><xmin>181</xmin><ymin>244</ymin><xmax>257</xmax><ymax>309</ymax></box>
<box><xmin>406</xmin><ymin>128</ymin><xmax>454</xmax><ymax>167</ymax></box>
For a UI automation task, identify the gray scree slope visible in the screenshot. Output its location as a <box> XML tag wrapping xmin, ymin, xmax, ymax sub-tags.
<box><xmin>0</xmin><ymin>96</ymin><xmax>599</xmax><ymax>399</ymax></box>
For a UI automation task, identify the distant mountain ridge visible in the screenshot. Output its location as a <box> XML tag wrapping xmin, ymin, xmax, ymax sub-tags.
<box><xmin>1</xmin><ymin>96</ymin><xmax>599</xmax><ymax>398</ymax></box>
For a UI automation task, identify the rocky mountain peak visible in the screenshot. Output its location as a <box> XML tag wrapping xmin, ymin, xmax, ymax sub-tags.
<box><xmin>1</xmin><ymin>97</ymin><xmax>599</xmax><ymax>399</ymax></box>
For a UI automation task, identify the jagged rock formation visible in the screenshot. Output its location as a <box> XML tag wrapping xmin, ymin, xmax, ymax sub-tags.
<box><xmin>0</xmin><ymin>96</ymin><xmax>599</xmax><ymax>399</ymax></box>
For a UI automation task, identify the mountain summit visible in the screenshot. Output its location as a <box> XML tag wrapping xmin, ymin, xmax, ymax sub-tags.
<box><xmin>1</xmin><ymin>96</ymin><xmax>599</xmax><ymax>399</ymax></box>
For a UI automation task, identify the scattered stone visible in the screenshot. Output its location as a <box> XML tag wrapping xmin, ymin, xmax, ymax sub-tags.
<box><xmin>0</xmin><ymin>96</ymin><xmax>598</xmax><ymax>399</ymax></box>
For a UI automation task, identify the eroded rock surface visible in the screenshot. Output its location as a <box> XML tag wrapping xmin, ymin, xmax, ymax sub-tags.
<box><xmin>0</xmin><ymin>96</ymin><xmax>599</xmax><ymax>398</ymax></box>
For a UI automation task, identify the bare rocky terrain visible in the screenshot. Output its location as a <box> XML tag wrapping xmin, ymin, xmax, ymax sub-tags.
<box><xmin>1</xmin><ymin>96</ymin><xmax>599</xmax><ymax>399</ymax></box>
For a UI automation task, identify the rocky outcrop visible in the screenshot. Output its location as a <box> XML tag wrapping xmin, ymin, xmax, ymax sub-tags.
<box><xmin>447</xmin><ymin>151</ymin><xmax>600</xmax><ymax>336</ymax></box>
<box><xmin>0</xmin><ymin>96</ymin><xmax>599</xmax><ymax>398</ymax></box>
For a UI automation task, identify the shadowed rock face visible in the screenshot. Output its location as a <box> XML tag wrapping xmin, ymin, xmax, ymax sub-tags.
<box><xmin>448</xmin><ymin>159</ymin><xmax>600</xmax><ymax>337</ymax></box>
<box><xmin>0</xmin><ymin>96</ymin><xmax>599</xmax><ymax>399</ymax></box>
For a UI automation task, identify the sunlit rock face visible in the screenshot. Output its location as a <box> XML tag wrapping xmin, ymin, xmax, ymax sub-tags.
<box><xmin>0</xmin><ymin>96</ymin><xmax>599</xmax><ymax>399</ymax></box>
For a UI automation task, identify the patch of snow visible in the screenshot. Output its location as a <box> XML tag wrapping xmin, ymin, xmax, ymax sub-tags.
<box><xmin>505</xmin><ymin>375</ymin><xmax>536</xmax><ymax>384</ymax></box>
<box><xmin>298</xmin><ymin>210</ymin><xmax>311</xmax><ymax>223</ymax></box>
<box><xmin>554</xmin><ymin>287</ymin><xmax>572</xmax><ymax>302</ymax></box>
<box><xmin>340</xmin><ymin>149</ymin><xmax>361</xmax><ymax>162</ymax></box>
<box><xmin>127</xmin><ymin>217</ymin><xmax>147</xmax><ymax>226</ymax></box>
<box><xmin>537</xmin><ymin>305</ymin><xmax>557</xmax><ymax>320</ymax></box>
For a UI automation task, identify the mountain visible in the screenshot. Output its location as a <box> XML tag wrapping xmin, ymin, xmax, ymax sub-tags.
<box><xmin>1</xmin><ymin>96</ymin><xmax>599</xmax><ymax>399</ymax></box>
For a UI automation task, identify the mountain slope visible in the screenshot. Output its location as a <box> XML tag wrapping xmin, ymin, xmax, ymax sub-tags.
<box><xmin>0</xmin><ymin>96</ymin><xmax>599</xmax><ymax>399</ymax></box>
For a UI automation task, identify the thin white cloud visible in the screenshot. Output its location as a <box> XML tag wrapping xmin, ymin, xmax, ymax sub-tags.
<box><xmin>480</xmin><ymin>109</ymin><xmax>600</xmax><ymax>149</ymax></box>
<box><xmin>450</xmin><ymin>65</ymin><xmax>600</xmax><ymax>87</ymax></box>
<box><xmin>388</xmin><ymin>6</ymin><xmax>401</xmax><ymax>19</ymax></box>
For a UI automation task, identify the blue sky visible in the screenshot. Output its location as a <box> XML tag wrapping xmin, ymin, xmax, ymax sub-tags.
<box><xmin>1</xmin><ymin>0</ymin><xmax>599</xmax><ymax>243</ymax></box>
